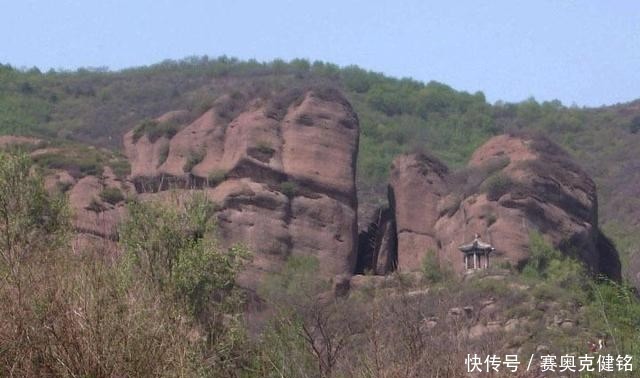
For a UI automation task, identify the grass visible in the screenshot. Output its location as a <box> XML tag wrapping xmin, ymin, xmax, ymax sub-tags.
<box><xmin>296</xmin><ymin>114</ymin><xmax>314</xmax><ymax>126</ymax></box>
<box><xmin>482</xmin><ymin>172</ymin><xmax>516</xmax><ymax>201</ymax></box>
<box><xmin>99</xmin><ymin>187</ymin><xmax>125</xmax><ymax>205</ymax></box>
<box><xmin>158</xmin><ymin>141</ymin><xmax>170</xmax><ymax>166</ymax></box>
<box><xmin>132</xmin><ymin>119</ymin><xmax>182</xmax><ymax>143</ymax></box>
<box><xmin>86</xmin><ymin>197</ymin><xmax>107</xmax><ymax>213</ymax></box>
<box><xmin>256</xmin><ymin>140</ymin><xmax>274</xmax><ymax>155</ymax></box>
<box><xmin>207</xmin><ymin>169</ymin><xmax>227</xmax><ymax>186</ymax></box>
<box><xmin>183</xmin><ymin>149</ymin><xmax>205</xmax><ymax>172</ymax></box>
<box><xmin>32</xmin><ymin>148</ymin><xmax>105</xmax><ymax>178</ymax></box>
<box><xmin>109</xmin><ymin>158</ymin><xmax>131</xmax><ymax>179</ymax></box>
<box><xmin>279</xmin><ymin>181</ymin><xmax>298</xmax><ymax>197</ymax></box>
<box><xmin>131</xmin><ymin>119</ymin><xmax>158</xmax><ymax>142</ymax></box>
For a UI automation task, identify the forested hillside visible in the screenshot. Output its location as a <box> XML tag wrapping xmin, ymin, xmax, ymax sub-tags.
<box><xmin>1</xmin><ymin>57</ymin><xmax>639</xmax><ymax>275</ymax></box>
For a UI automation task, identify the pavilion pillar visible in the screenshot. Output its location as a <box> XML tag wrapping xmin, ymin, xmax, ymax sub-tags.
<box><xmin>473</xmin><ymin>253</ymin><xmax>477</xmax><ymax>269</ymax></box>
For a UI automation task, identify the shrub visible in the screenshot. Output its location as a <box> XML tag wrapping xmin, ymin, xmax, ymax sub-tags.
<box><xmin>193</xmin><ymin>97</ymin><xmax>215</xmax><ymax>116</ymax></box>
<box><xmin>482</xmin><ymin>172</ymin><xmax>514</xmax><ymax>201</ymax></box>
<box><xmin>522</xmin><ymin>233</ymin><xmax>563</xmax><ymax>279</ymax></box>
<box><xmin>0</xmin><ymin>159</ymin><xmax>241</xmax><ymax>375</ymax></box>
<box><xmin>208</xmin><ymin>169</ymin><xmax>227</xmax><ymax>186</ymax></box>
<box><xmin>629</xmin><ymin>115</ymin><xmax>640</xmax><ymax>134</ymax></box>
<box><xmin>55</xmin><ymin>180</ymin><xmax>73</xmax><ymax>193</ymax></box>
<box><xmin>296</xmin><ymin>114</ymin><xmax>314</xmax><ymax>126</ymax></box>
<box><xmin>257</xmin><ymin>255</ymin><xmax>363</xmax><ymax>377</ymax></box>
<box><xmin>446</xmin><ymin>156</ymin><xmax>510</xmax><ymax>200</ymax></box>
<box><xmin>531</xmin><ymin>282</ymin><xmax>558</xmax><ymax>300</ymax></box>
<box><xmin>421</xmin><ymin>250</ymin><xmax>451</xmax><ymax>284</ymax></box>
<box><xmin>472</xmin><ymin>277</ymin><xmax>510</xmax><ymax>296</ymax></box>
<box><xmin>279</xmin><ymin>181</ymin><xmax>298</xmax><ymax>197</ymax></box>
<box><xmin>183</xmin><ymin>149</ymin><xmax>205</xmax><ymax>172</ymax></box>
<box><xmin>0</xmin><ymin>237</ymin><xmax>199</xmax><ymax>376</ymax></box>
<box><xmin>131</xmin><ymin>119</ymin><xmax>158</xmax><ymax>142</ymax></box>
<box><xmin>120</xmin><ymin>193</ymin><xmax>249</xmax><ymax>316</ymax></box>
<box><xmin>260</xmin><ymin>255</ymin><xmax>326</xmax><ymax>303</ymax></box>
<box><xmin>148</xmin><ymin>120</ymin><xmax>180</xmax><ymax>142</ymax></box>
<box><xmin>158</xmin><ymin>141</ymin><xmax>170</xmax><ymax>166</ymax></box>
<box><xmin>132</xmin><ymin>118</ymin><xmax>182</xmax><ymax>143</ymax></box>
<box><xmin>0</xmin><ymin>151</ymin><xmax>69</xmax><ymax>261</ymax></box>
<box><xmin>109</xmin><ymin>158</ymin><xmax>131</xmax><ymax>179</ymax></box>
<box><xmin>33</xmin><ymin>150</ymin><xmax>104</xmax><ymax>178</ymax></box>
<box><xmin>256</xmin><ymin>140</ymin><xmax>274</xmax><ymax>155</ymax></box>
<box><xmin>86</xmin><ymin>197</ymin><xmax>106</xmax><ymax>213</ymax></box>
<box><xmin>214</xmin><ymin>91</ymin><xmax>247</xmax><ymax>122</ymax></box>
<box><xmin>119</xmin><ymin>193</ymin><xmax>252</xmax><ymax>374</ymax></box>
<box><xmin>587</xmin><ymin>279</ymin><xmax>640</xmax><ymax>354</ymax></box>
<box><xmin>264</xmin><ymin>87</ymin><xmax>305</xmax><ymax>120</ymax></box>
<box><xmin>99</xmin><ymin>187</ymin><xmax>125</xmax><ymax>205</ymax></box>
<box><xmin>249</xmin><ymin>141</ymin><xmax>276</xmax><ymax>162</ymax></box>
<box><xmin>486</xmin><ymin>213</ymin><xmax>497</xmax><ymax>226</ymax></box>
<box><xmin>522</xmin><ymin>232</ymin><xmax>588</xmax><ymax>300</ymax></box>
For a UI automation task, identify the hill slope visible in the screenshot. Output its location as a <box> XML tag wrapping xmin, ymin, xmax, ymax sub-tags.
<box><xmin>1</xmin><ymin>57</ymin><xmax>639</xmax><ymax>277</ymax></box>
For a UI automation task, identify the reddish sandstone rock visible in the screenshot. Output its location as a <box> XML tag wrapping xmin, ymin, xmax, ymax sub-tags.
<box><xmin>381</xmin><ymin>133</ymin><xmax>620</xmax><ymax>279</ymax></box>
<box><xmin>124</xmin><ymin>88</ymin><xmax>360</xmax><ymax>289</ymax></box>
<box><xmin>68</xmin><ymin>167</ymin><xmax>131</xmax><ymax>241</ymax></box>
<box><xmin>389</xmin><ymin>153</ymin><xmax>448</xmax><ymax>271</ymax></box>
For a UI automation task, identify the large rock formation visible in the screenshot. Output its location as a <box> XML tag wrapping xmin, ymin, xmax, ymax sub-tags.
<box><xmin>389</xmin><ymin>154</ymin><xmax>449</xmax><ymax>271</ymax></box>
<box><xmin>360</xmin><ymin>133</ymin><xmax>621</xmax><ymax>279</ymax></box>
<box><xmin>124</xmin><ymin>88</ymin><xmax>360</xmax><ymax>289</ymax></box>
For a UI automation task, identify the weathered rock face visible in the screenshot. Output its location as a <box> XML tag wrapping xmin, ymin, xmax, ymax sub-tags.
<box><xmin>361</xmin><ymin>133</ymin><xmax>621</xmax><ymax>279</ymax></box>
<box><xmin>389</xmin><ymin>154</ymin><xmax>449</xmax><ymax>271</ymax></box>
<box><xmin>124</xmin><ymin>89</ymin><xmax>360</xmax><ymax>289</ymax></box>
<box><xmin>44</xmin><ymin>166</ymin><xmax>133</xmax><ymax>255</ymax></box>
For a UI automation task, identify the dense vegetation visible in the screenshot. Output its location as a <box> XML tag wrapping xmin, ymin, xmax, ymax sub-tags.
<box><xmin>0</xmin><ymin>151</ymin><xmax>250</xmax><ymax>376</ymax></box>
<box><xmin>1</xmin><ymin>151</ymin><xmax>639</xmax><ymax>376</ymax></box>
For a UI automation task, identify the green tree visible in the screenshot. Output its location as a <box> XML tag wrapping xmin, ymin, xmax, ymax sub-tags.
<box><xmin>421</xmin><ymin>249</ymin><xmax>452</xmax><ymax>283</ymax></box>
<box><xmin>120</xmin><ymin>193</ymin><xmax>248</xmax><ymax>314</ymax></box>
<box><xmin>257</xmin><ymin>256</ymin><xmax>363</xmax><ymax>377</ymax></box>
<box><xmin>0</xmin><ymin>151</ymin><xmax>68</xmax><ymax>287</ymax></box>
<box><xmin>119</xmin><ymin>193</ymin><xmax>251</xmax><ymax>374</ymax></box>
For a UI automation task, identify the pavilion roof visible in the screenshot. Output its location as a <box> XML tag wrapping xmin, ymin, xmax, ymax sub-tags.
<box><xmin>458</xmin><ymin>237</ymin><xmax>495</xmax><ymax>253</ymax></box>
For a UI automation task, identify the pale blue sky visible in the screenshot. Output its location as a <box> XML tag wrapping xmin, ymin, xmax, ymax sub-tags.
<box><xmin>1</xmin><ymin>0</ymin><xmax>639</xmax><ymax>106</ymax></box>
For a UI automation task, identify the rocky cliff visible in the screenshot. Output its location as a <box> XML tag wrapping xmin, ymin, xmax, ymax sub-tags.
<box><xmin>123</xmin><ymin>88</ymin><xmax>360</xmax><ymax>290</ymax></box>
<box><xmin>360</xmin><ymin>133</ymin><xmax>621</xmax><ymax>279</ymax></box>
<box><xmin>19</xmin><ymin>91</ymin><xmax>620</xmax><ymax>286</ymax></box>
